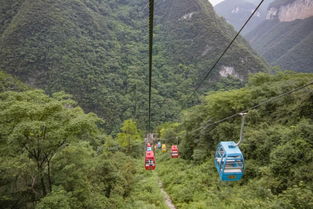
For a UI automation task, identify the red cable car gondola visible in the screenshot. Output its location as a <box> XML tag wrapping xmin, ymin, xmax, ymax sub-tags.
<box><xmin>145</xmin><ymin>151</ymin><xmax>156</xmax><ymax>170</ymax></box>
<box><xmin>146</xmin><ymin>143</ymin><xmax>152</xmax><ymax>151</ymax></box>
<box><xmin>171</xmin><ymin>145</ymin><xmax>179</xmax><ymax>158</ymax></box>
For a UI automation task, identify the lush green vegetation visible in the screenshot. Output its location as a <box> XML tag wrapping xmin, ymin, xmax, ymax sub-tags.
<box><xmin>157</xmin><ymin>153</ymin><xmax>313</xmax><ymax>209</ymax></box>
<box><xmin>0</xmin><ymin>78</ymin><xmax>178</xmax><ymax>209</ymax></box>
<box><xmin>1</xmin><ymin>70</ymin><xmax>312</xmax><ymax>209</ymax></box>
<box><xmin>0</xmin><ymin>87</ymin><xmax>158</xmax><ymax>209</ymax></box>
<box><xmin>1</xmin><ymin>0</ymin><xmax>312</xmax><ymax>208</ymax></box>
<box><xmin>0</xmin><ymin>71</ymin><xmax>29</xmax><ymax>92</ymax></box>
<box><xmin>0</xmin><ymin>0</ymin><xmax>269</xmax><ymax>132</ymax></box>
<box><xmin>124</xmin><ymin>160</ymin><xmax>168</xmax><ymax>209</ymax></box>
<box><xmin>156</xmin><ymin>72</ymin><xmax>313</xmax><ymax>208</ymax></box>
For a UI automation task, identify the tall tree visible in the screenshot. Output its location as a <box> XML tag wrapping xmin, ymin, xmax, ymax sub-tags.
<box><xmin>0</xmin><ymin>90</ymin><xmax>102</xmax><ymax>200</ymax></box>
<box><xmin>116</xmin><ymin>119</ymin><xmax>141</xmax><ymax>153</ymax></box>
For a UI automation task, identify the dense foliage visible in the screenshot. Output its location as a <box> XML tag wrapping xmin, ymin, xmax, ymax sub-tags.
<box><xmin>1</xmin><ymin>0</ymin><xmax>312</xmax><ymax>208</ymax></box>
<box><xmin>123</xmin><ymin>160</ymin><xmax>168</xmax><ymax>209</ymax></box>
<box><xmin>157</xmin><ymin>72</ymin><xmax>313</xmax><ymax>208</ymax></box>
<box><xmin>0</xmin><ymin>71</ymin><xmax>29</xmax><ymax>92</ymax></box>
<box><xmin>0</xmin><ymin>0</ymin><xmax>268</xmax><ymax>132</ymax></box>
<box><xmin>157</xmin><ymin>153</ymin><xmax>313</xmax><ymax>209</ymax></box>
<box><xmin>0</xmin><ymin>88</ymin><xmax>150</xmax><ymax>209</ymax></box>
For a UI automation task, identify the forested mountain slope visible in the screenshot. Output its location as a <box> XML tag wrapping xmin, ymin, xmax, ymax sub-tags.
<box><xmin>0</xmin><ymin>0</ymin><xmax>269</xmax><ymax>132</ymax></box>
<box><xmin>0</xmin><ymin>70</ymin><xmax>29</xmax><ymax>92</ymax></box>
<box><xmin>158</xmin><ymin>72</ymin><xmax>313</xmax><ymax>208</ymax></box>
<box><xmin>246</xmin><ymin>0</ymin><xmax>313</xmax><ymax>72</ymax></box>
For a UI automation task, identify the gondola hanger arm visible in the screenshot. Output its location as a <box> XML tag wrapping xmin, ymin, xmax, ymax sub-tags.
<box><xmin>236</xmin><ymin>113</ymin><xmax>247</xmax><ymax>146</ymax></box>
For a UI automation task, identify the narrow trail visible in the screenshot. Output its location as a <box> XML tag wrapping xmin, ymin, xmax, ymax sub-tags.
<box><xmin>157</xmin><ymin>176</ymin><xmax>176</xmax><ymax>209</ymax></box>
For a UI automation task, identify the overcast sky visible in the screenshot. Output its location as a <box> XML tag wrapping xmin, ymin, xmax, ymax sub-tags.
<box><xmin>208</xmin><ymin>0</ymin><xmax>224</xmax><ymax>6</ymax></box>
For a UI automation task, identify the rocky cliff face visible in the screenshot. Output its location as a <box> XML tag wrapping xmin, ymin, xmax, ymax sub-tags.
<box><xmin>266</xmin><ymin>0</ymin><xmax>313</xmax><ymax>22</ymax></box>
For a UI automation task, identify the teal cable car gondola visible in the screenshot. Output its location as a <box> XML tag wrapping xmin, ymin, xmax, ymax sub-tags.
<box><xmin>214</xmin><ymin>141</ymin><xmax>244</xmax><ymax>181</ymax></box>
<box><xmin>214</xmin><ymin>113</ymin><xmax>247</xmax><ymax>181</ymax></box>
<box><xmin>157</xmin><ymin>141</ymin><xmax>161</xmax><ymax>149</ymax></box>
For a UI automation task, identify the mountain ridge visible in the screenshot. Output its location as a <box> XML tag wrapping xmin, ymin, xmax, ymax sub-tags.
<box><xmin>0</xmin><ymin>0</ymin><xmax>269</xmax><ymax>131</ymax></box>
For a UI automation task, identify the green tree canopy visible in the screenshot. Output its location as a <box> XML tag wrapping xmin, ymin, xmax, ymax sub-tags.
<box><xmin>0</xmin><ymin>90</ymin><xmax>103</xmax><ymax>205</ymax></box>
<box><xmin>116</xmin><ymin>119</ymin><xmax>142</xmax><ymax>153</ymax></box>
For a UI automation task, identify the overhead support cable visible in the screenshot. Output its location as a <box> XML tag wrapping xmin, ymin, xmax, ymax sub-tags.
<box><xmin>148</xmin><ymin>0</ymin><xmax>155</xmax><ymax>133</ymax></box>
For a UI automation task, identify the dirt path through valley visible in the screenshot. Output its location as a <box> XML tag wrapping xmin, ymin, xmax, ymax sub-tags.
<box><xmin>157</xmin><ymin>177</ymin><xmax>176</xmax><ymax>209</ymax></box>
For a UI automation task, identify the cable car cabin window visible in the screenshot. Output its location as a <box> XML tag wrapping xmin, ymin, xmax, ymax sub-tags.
<box><xmin>224</xmin><ymin>156</ymin><xmax>243</xmax><ymax>173</ymax></box>
<box><xmin>145</xmin><ymin>160</ymin><xmax>155</xmax><ymax>166</ymax></box>
<box><xmin>215</xmin><ymin>147</ymin><xmax>225</xmax><ymax>166</ymax></box>
<box><xmin>219</xmin><ymin>147</ymin><xmax>224</xmax><ymax>155</ymax></box>
<box><xmin>171</xmin><ymin>151</ymin><xmax>178</xmax><ymax>157</ymax></box>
